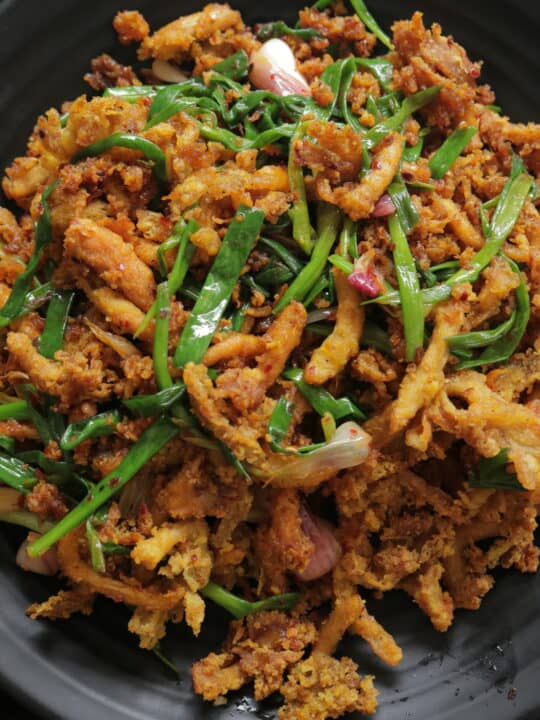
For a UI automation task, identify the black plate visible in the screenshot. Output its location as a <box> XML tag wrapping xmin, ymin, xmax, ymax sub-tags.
<box><xmin>1</xmin><ymin>1</ymin><xmax>540</xmax><ymax>718</ymax></box>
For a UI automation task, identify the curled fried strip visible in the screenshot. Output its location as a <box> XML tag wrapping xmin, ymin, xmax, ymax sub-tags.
<box><xmin>215</xmin><ymin>301</ymin><xmax>307</xmax><ymax>412</ymax></box>
<box><xmin>389</xmin><ymin>300</ymin><xmax>464</xmax><ymax>435</ymax></box>
<box><xmin>318</xmin><ymin>132</ymin><xmax>402</xmax><ymax>221</ymax></box>
<box><xmin>64</xmin><ymin>218</ymin><xmax>156</xmax><ymax>311</ymax></box>
<box><xmin>315</xmin><ymin>594</ymin><xmax>364</xmax><ymax>655</ymax></box>
<box><xmin>304</xmin><ymin>268</ymin><xmax>365</xmax><ymax>385</ymax></box>
<box><xmin>57</xmin><ymin>526</ymin><xmax>185</xmax><ymax>611</ymax></box>
<box><xmin>428</xmin><ymin>371</ymin><xmax>540</xmax><ymax>491</ymax></box>
<box><xmin>202</xmin><ymin>332</ymin><xmax>266</xmax><ymax>367</ymax></box>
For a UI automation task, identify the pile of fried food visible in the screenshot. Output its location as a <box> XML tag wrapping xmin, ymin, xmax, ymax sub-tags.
<box><xmin>1</xmin><ymin>1</ymin><xmax>539</xmax><ymax>717</ymax></box>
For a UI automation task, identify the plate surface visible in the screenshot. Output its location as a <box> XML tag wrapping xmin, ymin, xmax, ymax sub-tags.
<box><xmin>1</xmin><ymin>1</ymin><xmax>540</xmax><ymax>719</ymax></box>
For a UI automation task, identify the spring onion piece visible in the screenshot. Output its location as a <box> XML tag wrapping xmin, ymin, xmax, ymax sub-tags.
<box><xmin>274</xmin><ymin>203</ymin><xmax>341</xmax><ymax>313</ymax></box>
<box><xmin>174</xmin><ymin>207</ymin><xmax>264</xmax><ymax>367</ymax></box>
<box><xmin>454</xmin><ymin>259</ymin><xmax>529</xmax><ymax>370</ymax></box>
<box><xmin>0</xmin><ymin>400</ymin><xmax>30</xmax><ymax>421</ymax></box>
<box><xmin>123</xmin><ymin>384</ymin><xmax>186</xmax><ymax>417</ymax></box>
<box><xmin>349</xmin><ymin>0</ymin><xmax>394</xmax><ymax>50</ymax></box>
<box><xmin>267</xmin><ymin>397</ymin><xmax>296</xmax><ymax>454</ymax></box>
<box><xmin>257</xmin><ymin>21</ymin><xmax>320</xmax><ymax>41</ymax></box>
<box><xmin>428</xmin><ymin>126</ymin><xmax>478</xmax><ymax>179</ymax></box>
<box><xmin>201</xmin><ymin>581</ymin><xmax>299</xmax><ymax>619</ymax></box>
<box><xmin>136</xmin><ymin>220</ymin><xmax>199</xmax><ymax>338</ymax></box>
<box><xmin>255</xmin><ymin>259</ymin><xmax>293</xmax><ymax>288</ymax></box>
<box><xmin>152</xmin><ymin>642</ymin><xmax>181</xmax><ymax>679</ymax></box>
<box><xmin>311</xmin><ymin>0</ymin><xmax>334</xmax><ymax>9</ymax></box>
<box><xmin>328</xmin><ymin>255</ymin><xmax>355</xmax><ymax>275</ymax></box>
<box><xmin>39</xmin><ymin>290</ymin><xmax>75</xmax><ymax>359</ymax></box>
<box><xmin>468</xmin><ymin>449</ymin><xmax>524</xmax><ymax>491</ymax></box>
<box><xmin>447</xmin><ymin>312</ymin><xmax>516</xmax><ymax>353</ymax></box>
<box><xmin>388</xmin><ymin>213</ymin><xmax>423</xmax><ymax>361</ymax></box>
<box><xmin>17</xmin><ymin>451</ymin><xmax>74</xmax><ymax>482</ymax></box>
<box><xmin>60</xmin><ymin>410</ymin><xmax>121</xmax><ymax>451</ymax></box>
<box><xmin>71</xmin><ymin>133</ymin><xmax>168</xmax><ymax>192</ymax></box>
<box><xmin>0</xmin><ymin>512</ymin><xmax>53</xmax><ymax>533</ymax></box>
<box><xmin>145</xmin><ymin>87</ymin><xmax>200</xmax><ymax>130</ymax></box>
<box><xmin>101</xmin><ymin>542</ymin><xmax>133</xmax><ymax>556</ymax></box>
<box><xmin>362</xmin><ymin>320</ymin><xmax>393</xmax><ymax>355</ymax></box>
<box><xmin>371</xmin><ymin>171</ymin><xmax>533</xmax><ymax>307</ymax></box>
<box><xmin>212</xmin><ymin>50</ymin><xmax>250</xmax><ymax>80</ymax></box>
<box><xmin>355</xmin><ymin>58</ymin><xmax>394</xmax><ymax>93</ymax></box>
<box><xmin>387</xmin><ymin>181</ymin><xmax>419</xmax><ymax>234</ymax></box>
<box><xmin>364</xmin><ymin>86</ymin><xmax>440</xmax><ymax>150</ymax></box>
<box><xmin>0</xmin><ymin>436</ymin><xmax>15</xmax><ymax>453</ymax></box>
<box><xmin>303</xmin><ymin>275</ymin><xmax>329</xmax><ymax>309</ymax></box>
<box><xmin>0</xmin><ymin>454</ymin><xmax>37</xmax><ymax>493</ymax></box>
<box><xmin>28</xmin><ymin>416</ymin><xmax>180</xmax><ymax>557</ymax></box>
<box><xmin>283</xmin><ymin>368</ymin><xmax>365</xmax><ymax>420</ymax></box>
<box><xmin>0</xmin><ymin>181</ymin><xmax>58</xmax><ymax>328</ymax></box>
<box><xmin>321</xmin><ymin>412</ymin><xmax>336</xmax><ymax>441</ymax></box>
<box><xmin>339</xmin><ymin>57</ymin><xmax>363</xmax><ymax>132</ymax></box>
<box><xmin>86</xmin><ymin>519</ymin><xmax>106</xmax><ymax>573</ymax></box>
<box><xmin>259</xmin><ymin>237</ymin><xmax>304</xmax><ymax>275</ymax></box>
<box><xmin>153</xmin><ymin>282</ymin><xmax>173</xmax><ymax>390</ymax></box>
<box><xmin>288</xmin><ymin>124</ymin><xmax>315</xmax><ymax>255</ymax></box>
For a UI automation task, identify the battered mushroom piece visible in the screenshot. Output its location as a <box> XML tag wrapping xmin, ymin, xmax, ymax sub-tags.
<box><xmin>317</xmin><ymin>132</ymin><xmax>403</xmax><ymax>221</ymax></box>
<box><xmin>84</xmin><ymin>54</ymin><xmax>141</xmax><ymax>91</ymax></box>
<box><xmin>64</xmin><ymin>218</ymin><xmax>156</xmax><ymax>311</ymax></box>
<box><xmin>279</xmin><ymin>653</ymin><xmax>378</xmax><ymax>720</ymax></box>
<box><xmin>138</xmin><ymin>3</ymin><xmax>246</xmax><ymax>62</ymax></box>
<box><xmin>304</xmin><ymin>268</ymin><xmax>365</xmax><ymax>385</ymax></box>
<box><xmin>392</xmin><ymin>12</ymin><xmax>493</xmax><ymax>128</ymax></box>
<box><xmin>192</xmin><ymin>611</ymin><xmax>316</xmax><ymax>702</ymax></box>
<box><xmin>113</xmin><ymin>10</ymin><xmax>150</xmax><ymax>45</ymax></box>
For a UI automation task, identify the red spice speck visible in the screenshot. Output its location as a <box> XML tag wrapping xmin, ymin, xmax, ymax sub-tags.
<box><xmin>109</xmin><ymin>476</ymin><xmax>120</xmax><ymax>488</ymax></box>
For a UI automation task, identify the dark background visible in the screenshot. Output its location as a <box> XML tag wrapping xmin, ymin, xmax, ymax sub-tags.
<box><xmin>1</xmin><ymin>1</ymin><xmax>540</xmax><ymax>719</ymax></box>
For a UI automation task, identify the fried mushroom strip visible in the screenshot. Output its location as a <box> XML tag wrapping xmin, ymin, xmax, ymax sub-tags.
<box><xmin>304</xmin><ymin>269</ymin><xmax>365</xmax><ymax>385</ymax></box>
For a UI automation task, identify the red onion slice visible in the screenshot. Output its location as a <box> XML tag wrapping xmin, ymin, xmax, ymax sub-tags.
<box><xmin>16</xmin><ymin>532</ymin><xmax>59</xmax><ymax>576</ymax></box>
<box><xmin>295</xmin><ymin>507</ymin><xmax>342</xmax><ymax>582</ymax></box>
<box><xmin>372</xmin><ymin>193</ymin><xmax>396</xmax><ymax>218</ymax></box>
<box><xmin>250</xmin><ymin>39</ymin><xmax>311</xmax><ymax>97</ymax></box>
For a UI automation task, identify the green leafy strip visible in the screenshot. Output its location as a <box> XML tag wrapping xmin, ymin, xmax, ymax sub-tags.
<box><xmin>0</xmin><ymin>181</ymin><xmax>59</xmax><ymax>328</ymax></box>
<box><xmin>174</xmin><ymin>206</ymin><xmax>264</xmax><ymax>367</ymax></box>
<box><xmin>60</xmin><ymin>410</ymin><xmax>121</xmax><ymax>451</ymax></box>
<box><xmin>388</xmin><ymin>213</ymin><xmax>424</xmax><ymax>361</ymax></box>
<box><xmin>468</xmin><ymin>449</ymin><xmax>524</xmax><ymax>491</ymax></box>
<box><xmin>428</xmin><ymin>126</ymin><xmax>478</xmax><ymax>180</ymax></box>
<box><xmin>71</xmin><ymin>133</ymin><xmax>168</xmax><ymax>192</ymax></box>
<box><xmin>274</xmin><ymin>203</ymin><xmax>341</xmax><ymax>313</ymax></box>
<box><xmin>28</xmin><ymin>417</ymin><xmax>180</xmax><ymax>557</ymax></box>
<box><xmin>39</xmin><ymin>290</ymin><xmax>75</xmax><ymax>359</ymax></box>
<box><xmin>201</xmin><ymin>581</ymin><xmax>299</xmax><ymax>619</ymax></box>
<box><xmin>283</xmin><ymin>368</ymin><xmax>365</xmax><ymax>420</ymax></box>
